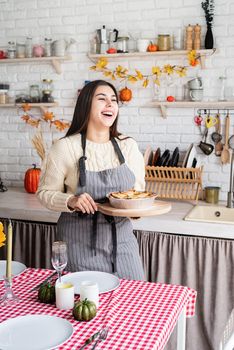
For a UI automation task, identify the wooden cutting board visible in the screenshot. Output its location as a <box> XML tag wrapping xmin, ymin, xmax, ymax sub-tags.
<box><xmin>97</xmin><ymin>200</ymin><xmax>172</xmax><ymax>217</ymax></box>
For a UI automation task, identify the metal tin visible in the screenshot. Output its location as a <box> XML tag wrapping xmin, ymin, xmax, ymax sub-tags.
<box><xmin>158</xmin><ymin>34</ymin><xmax>171</xmax><ymax>51</ymax></box>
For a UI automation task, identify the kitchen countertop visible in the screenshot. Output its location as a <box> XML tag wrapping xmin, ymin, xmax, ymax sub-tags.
<box><xmin>0</xmin><ymin>188</ymin><xmax>233</xmax><ymax>240</ymax></box>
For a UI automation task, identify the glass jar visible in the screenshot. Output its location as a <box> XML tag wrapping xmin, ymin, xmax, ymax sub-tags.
<box><xmin>44</xmin><ymin>38</ymin><xmax>52</xmax><ymax>57</ymax></box>
<box><xmin>30</xmin><ymin>85</ymin><xmax>40</xmax><ymax>103</ymax></box>
<box><xmin>42</xmin><ymin>79</ymin><xmax>54</xmax><ymax>102</ymax></box>
<box><xmin>25</xmin><ymin>37</ymin><xmax>33</xmax><ymax>58</ymax></box>
<box><xmin>0</xmin><ymin>84</ymin><xmax>10</xmax><ymax>104</ymax></box>
<box><xmin>16</xmin><ymin>42</ymin><xmax>26</xmax><ymax>58</ymax></box>
<box><xmin>7</xmin><ymin>41</ymin><xmax>16</xmax><ymax>59</ymax></box>
<box><xmin>158</xmin><ymin>34</ymin><xmax>171</xmax><ymax>51</ymax></box>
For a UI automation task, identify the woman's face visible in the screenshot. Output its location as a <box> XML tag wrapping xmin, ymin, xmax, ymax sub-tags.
<box><xmin>88</xmin><ymin>85</ymin><xmax>119</xmax><ymax>131</ymax></box>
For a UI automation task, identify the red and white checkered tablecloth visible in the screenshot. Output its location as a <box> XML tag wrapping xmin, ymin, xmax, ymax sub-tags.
<box><xmin>0</xmin><ymin>268</ymin><xmax>196</xmax><ymax>350</ymax></box>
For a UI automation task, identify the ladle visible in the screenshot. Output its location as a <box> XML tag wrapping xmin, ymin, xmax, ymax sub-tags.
<box><xmin>221</xmin><ymin>112</ymin><xmax>230</xmax><ymax>164</ymax></box>
<box><xmin>211</xmin><ymin>112</ymin><xmax>222</xmax><ymax>143</ymax></box>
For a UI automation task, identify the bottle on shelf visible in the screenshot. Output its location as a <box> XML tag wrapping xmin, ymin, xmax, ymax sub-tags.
<box><xmin>194</xmin><ymin>24</ymin><xmax>201</xmax><ymax>50</ymax></box>
<box><xmin>7</xmin><ymin>41</ymin><xmax>16</xmax><ymax>59</ymax></box>
<box><xmin>41</xmin><ymin>79</ymin><xmax>54</xmax><ymax>102</ymax></box>
<box><xmin>30</xmin><ymin>85</ymin><xmax>40</xmax><ymax>103</ymax></box>
<box><xmin>16</xmin><ymin>42</ymin><xmax>26</xmax><ymax>58</ymax></box>
<box><xmin>25</xmin><ymin>37</ymin><xmax>33</xmax><ymax>58</ymax></box>
<box><xmin>44</xmin><ymin>38</ymin><xmax>52</xmax><ymax>57</ymax></box>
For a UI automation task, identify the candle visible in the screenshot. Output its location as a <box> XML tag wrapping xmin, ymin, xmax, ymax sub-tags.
<box><xmin>6</xmin><ymin>219</ymin><xmax>12</xmax><ymax>281</ymax></box>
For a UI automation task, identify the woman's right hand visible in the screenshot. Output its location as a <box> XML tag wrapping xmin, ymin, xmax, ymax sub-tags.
<box><xmin>67</xmin><ymin>193</ymin><xmax>98</xmax><ymax>214</ymax></box>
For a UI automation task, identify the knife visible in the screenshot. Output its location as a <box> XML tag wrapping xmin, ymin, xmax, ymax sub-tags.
<box><xmin>29</xmin><ymin>271</ymin><xmax>57</xmax><ymax>292</ymax></box>
<box><xmin>77</xmin><ymin>331</ymin><xmax>100</xmax><ymax>350</ymax></box>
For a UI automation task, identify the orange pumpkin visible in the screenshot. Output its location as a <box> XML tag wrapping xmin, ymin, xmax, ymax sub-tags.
<box><xmin>119</xmin><ymin>87</ymin><xmax>132</xmax><ymax>102</ymax></box>
<box><xmin>147</xmin><ymin>42</ymin><xmax>158</xmax><ymax>52</ymax></box>
<box><xmin>24</xmin><ymin>164</ymin><xmax>41</xmax><ymax>194</ymax></box>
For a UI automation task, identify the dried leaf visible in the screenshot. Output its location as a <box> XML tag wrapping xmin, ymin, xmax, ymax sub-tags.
<box><xmin>128</xmin><ymin>76</ymin><xmax>138</xmax><ymax>83</ymax></box>
<box><xmin>135</xmin><ymin>69</ymin><xmax>143</xmax><ymax>80</ymax></box>
<box><xmin>142</xmin><ymin>78</ymin><xmax>149</xmax><ymax>88</ymax></box>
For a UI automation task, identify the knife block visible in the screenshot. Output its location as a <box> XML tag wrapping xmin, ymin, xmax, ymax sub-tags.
<box><xmin>145</xmin><ymin>166</ymin><xmax>203</xmax><ymax>201</ymax></box>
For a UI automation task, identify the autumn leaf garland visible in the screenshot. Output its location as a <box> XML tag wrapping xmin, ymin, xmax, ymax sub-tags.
<box><xmin>90</xmin><ymin>50</ymin><xmax>200</xmax><ymax>88</ymax></box>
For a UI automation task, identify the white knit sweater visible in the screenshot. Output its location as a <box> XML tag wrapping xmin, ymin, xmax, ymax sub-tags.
<box><xmin>37</xmin><ymin>134</ymin><xmax>145</xmax><ymax>212</ymax></box>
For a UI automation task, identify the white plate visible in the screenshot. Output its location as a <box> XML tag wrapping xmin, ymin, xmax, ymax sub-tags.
<box><xmin>0</xmin><ymin>260</ymin><xmax>27</xmax><ymax>280</ymax></box>
<box><xmin>0</xmin><ymin>315</ymin><xmax>73</xmax><ymax>350</ymax></box>
<box><xmin>182</xmin><ymin>143</ymin><xmax>193</xmax><ymax>167</ymax></box>
<box><xmin>186</xmin><ymin>144</ymin><xmax>197</xmax><ymax>168</ymax></box>
<box><xmin>60</xmin><ymin>271</ymin><xmax>120</xmax><ymax>294</ymax></box>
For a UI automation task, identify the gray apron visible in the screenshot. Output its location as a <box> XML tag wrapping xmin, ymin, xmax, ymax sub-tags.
<box><xmin>57</xmin><ymin>134</ymin><xmax>145</xmax><ymax>280</ymax></box>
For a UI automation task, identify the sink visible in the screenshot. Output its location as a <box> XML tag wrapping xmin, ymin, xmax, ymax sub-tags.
<box><xmin>184</xmin><ymin>205</ymin><xmax>234</xmax><ymax>225</ymax></box>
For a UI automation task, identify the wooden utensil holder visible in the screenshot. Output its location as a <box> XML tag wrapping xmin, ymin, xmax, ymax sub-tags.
<box><xmin>145</xmin><ymin>166</ymin><xmax>203</xmax><ymax>201</ymax></box>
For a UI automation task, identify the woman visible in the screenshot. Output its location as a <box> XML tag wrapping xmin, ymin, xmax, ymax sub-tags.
<box><xmin>37</xmin><ymin>80</ymin><xmax>146</xmax><ymax>280</ymax></box>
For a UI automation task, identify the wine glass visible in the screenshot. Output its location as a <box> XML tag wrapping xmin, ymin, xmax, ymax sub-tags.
<box><xmin>51</xmin><ymin>241</ymin><xmax>68</xmax><ymax>283</ymax></box>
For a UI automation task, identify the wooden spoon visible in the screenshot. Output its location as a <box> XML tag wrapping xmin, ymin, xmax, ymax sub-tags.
<box><xmin>221</xmin><ymin>113</ymin><xmax>230</xmax><ymax>164</ymax></box>
<box><xmin>214</xmin><ymin>113</ymin><xmax>223</xmax><ymax>156</ymax></box>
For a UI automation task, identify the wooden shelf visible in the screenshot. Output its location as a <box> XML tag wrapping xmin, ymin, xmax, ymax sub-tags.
<box><xmin>0</xmin><ymin>102</ymin><xmax>58</xmax><ymax>113</ymax></box>
<box><xmin>88</xmin><ymin>49</ymin><xmax>216</xmax><ymax>69</ymax></box>
<box><xmin>0</xmin><ymin>56</ymin><xmax>72</xmax><ymax>74</ymax></box>
<box><xmin>147</xmin><ymin>100</ymin><xmax>234</xmax><ymax>118</ymax></box>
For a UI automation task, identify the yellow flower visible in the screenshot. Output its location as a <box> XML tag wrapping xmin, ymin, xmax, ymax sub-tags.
<box><xmin>0</xmin><ymin>222</ymin><xmax>6</xmax><ymax>248</ymax></box>
<box><xmin>95</xmin><ymin>58</ymin><xmax>108</xmax><ymax>69</ymax></box>
<box><xmin>163</xmin><ymin>64</ymin><xmax>174</xmax><ymax>75</ymax></box>
<box><xmin>152</xmin><ymin>66</ymin><xmax>161</xmax><ymax>76</ymax></box>
<box><xmin>135</xmin><ymin>69</ymin><xmax>144</xmax><ymax>80</ymax></box>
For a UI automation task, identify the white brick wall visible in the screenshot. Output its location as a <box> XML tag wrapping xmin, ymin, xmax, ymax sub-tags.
<box><xmin>0</xmin><ymin>0</ymin><xmax>234</xmax><ymax>201</ymax></box>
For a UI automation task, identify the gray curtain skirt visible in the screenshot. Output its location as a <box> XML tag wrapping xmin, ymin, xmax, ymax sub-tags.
<box><xmin>0</xmin><ymin>218</ymin><xmax>233</xmax><ymax>350</ymax></box>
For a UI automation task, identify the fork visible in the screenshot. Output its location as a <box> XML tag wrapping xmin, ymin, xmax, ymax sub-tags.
<box><xmin>91</xmin><ymin>328</ymin><xmax>109</xmax><ymax>350</ymax></box>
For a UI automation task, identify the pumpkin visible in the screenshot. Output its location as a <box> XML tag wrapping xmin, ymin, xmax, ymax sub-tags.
<box><xmin>147</xmin><ymin>42</ymin><xmax>158</xmax><ymax>52</ymax></box>
<box><xmin>38</xmin><ymin>282</ymin><xmax>56</xmax><ymax>304</ymax></box>
<box><xmin>24</xmin><ymin>164</ymin><xmax>41</xmax><ymax>194</ymax></box>
<box><xmin>73</xmin><ymin>298</ymin><xmax>97</xmax><ymax>322</ymax></box>
<box><xmin>119</xmin><ymin>87</ymin><xmax>132</xmax><ymax>102</ymax></box>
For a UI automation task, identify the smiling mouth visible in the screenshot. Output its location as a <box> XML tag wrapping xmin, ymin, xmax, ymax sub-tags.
<box><xmin>101</xmin><ymin>111</ymin><xmax>114</xmax><ymax>117</ymax></box>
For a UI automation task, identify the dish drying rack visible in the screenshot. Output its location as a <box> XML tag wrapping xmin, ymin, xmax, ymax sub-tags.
<box><xmin>145</xmin><ymin>166</ymin><xmax>203</xmax><ymax>201</ymax></box>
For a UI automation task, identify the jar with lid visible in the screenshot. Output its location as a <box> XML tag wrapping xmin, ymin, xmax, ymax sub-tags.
<box><xmin>117</xmin><ymin>37</ymin><xmax>129</xmax><ymax>53</ymax></box>
<box><xmin>0</xmin><ymin>84</ymin><xmax>10</xmax><ymax>104</ymax></box>
<box><xmin>42</xmin><ymin>79</ymin><xmax>54</xmax><ymax>102</ymax></box>
<box><xmin>44</xmin><ymin>38</ymin><xmax>52</xmax><ymax>57</ymax></box>
<box><xmin>7</xmin><ymin>41</ymin><xmax>16</xmax><ymax>59</ymax></box>
<box><xmin>158</xmin><ymin>34</ymin><xmax>171</xmax><ymax>51</ymax></box>
<box><xmin>30</xmin><ymin>85</ymin><xmax>40</xmax><ymax>103</ymax></box>
<box><xmin>16</xmin><ymin>42</ymin><xmax>26</xmax><ymax>58</ymax></box>
<box><xmin>25</xmin><ymin>37</ymin><xmax>33</xmax><ymax>58</ymax></box>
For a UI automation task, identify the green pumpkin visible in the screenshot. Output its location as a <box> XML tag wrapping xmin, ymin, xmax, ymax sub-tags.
<box><xmin>73</xmin><ymin>298</ymin><xmax>97</xmax><ymax>321</ymax></box>
<box><xmin>38</xmin><ymin>282</ymin><xmax>56</xmax><ymax>304</ymax></box>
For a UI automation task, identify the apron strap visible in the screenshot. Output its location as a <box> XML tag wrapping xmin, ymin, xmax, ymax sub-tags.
<box><xmin>110</xmin><ymin>137</ymin><xmax>125</xmax><ymax>165</ymax></box>
<box><xmin>91</xmin><ymin>203</ymin><xmax>117</xmax><ymax>273</ymax></box>
<box><xmin>78</xmin><ymin>133</ymin><xmax>87</xmax><ymax>187</ymax></box>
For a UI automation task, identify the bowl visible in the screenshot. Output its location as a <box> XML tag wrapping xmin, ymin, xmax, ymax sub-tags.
<box><xmin>107</xmin><ymin>190</ymin><xmax>157</xmax><ymax>209</ymax></box>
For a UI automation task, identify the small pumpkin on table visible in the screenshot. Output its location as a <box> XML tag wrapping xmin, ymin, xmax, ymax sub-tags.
<box><xmin>38</xmin><ymin>282</ymin><xmax>56</xmax><ymax>304</ymax></box>
<box><xmin>73</xmin><ymin>298</ymin><xmax>97</xmax><ymax>321</ymax></box>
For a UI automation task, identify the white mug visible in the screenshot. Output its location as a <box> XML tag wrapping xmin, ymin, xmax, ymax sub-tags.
<box><xmin>189</xmin><ymin>88</ymin><xmax>204</xmax><ymax>101</ymax></box>
<box><xmin>80</xmin><ymin>280</ymin><xmax>99</xmax><ymax>308</ymax></box>
<box><xmin>136</xmin><ymin>39</ymin><xmax>150</xmax><ymax>52</ymax></box>
<box><xmin>56</xmin><ymin>282</ymin><xmax>74</xmax><ymax>310</ymax></box>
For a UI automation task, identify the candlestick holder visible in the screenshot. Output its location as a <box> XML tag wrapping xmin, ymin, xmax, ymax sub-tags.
<box><xmin>0</xmin><ymin>276</ymin><xmax>20</xmax><ymax>305</ymax></box>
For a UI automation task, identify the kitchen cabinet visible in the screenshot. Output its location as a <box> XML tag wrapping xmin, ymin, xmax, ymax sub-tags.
<box><xmin>147</xmin><ymin>100</ymin><xmax>234</xmax><ymax>118</ymax></box>
<box><xmin>0</xmin><ymin>55</ymin><xmax>72</xmax><ymax>74</ymax></box>
<box><xmin>88</xmin><ymin>49</ymin><xmax>216</xmax><ymax>69</ymax></box>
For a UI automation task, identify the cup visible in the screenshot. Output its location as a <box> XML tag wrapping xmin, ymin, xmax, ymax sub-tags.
<box><xmin>205</xmin><ymin>186</ymin><xmax>220</xmax><ymax>204</ymax></box>
<box><xmin>55</xmin><ymin>282</ymin><xmax>74</xmax><ymax>310</ymax></box>
<box><xmin>80</xmin><ymin>280</ymin><xmax>99</xmax><ymax>308</ymax></box>
<box><xmin>189</xmin><ymin>89</ymin><xmax>203</xmax><ymax>101</ymax></box>
<box><xmin>136</xmin><ymin>39</ymin><xmax>150</xmax><ymax>52</ymax></box>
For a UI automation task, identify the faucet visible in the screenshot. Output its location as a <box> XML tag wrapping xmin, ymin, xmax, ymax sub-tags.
<box><xmin>227</xmin><ymin>150</ymin><xmax>234</xmax><ymax>208</ymax></box>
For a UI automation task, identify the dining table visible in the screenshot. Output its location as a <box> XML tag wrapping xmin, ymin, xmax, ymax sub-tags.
<box><xmin>0</xmin><ymin>268</ymin><xmax>197</xmax><ymax>350</ymax></box>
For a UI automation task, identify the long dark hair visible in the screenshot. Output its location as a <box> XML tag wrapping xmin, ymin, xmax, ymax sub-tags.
<box><xmin>65</xmin><ymin>80</ymin><xmax>121</xmax><ymax>138</ymax></box>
